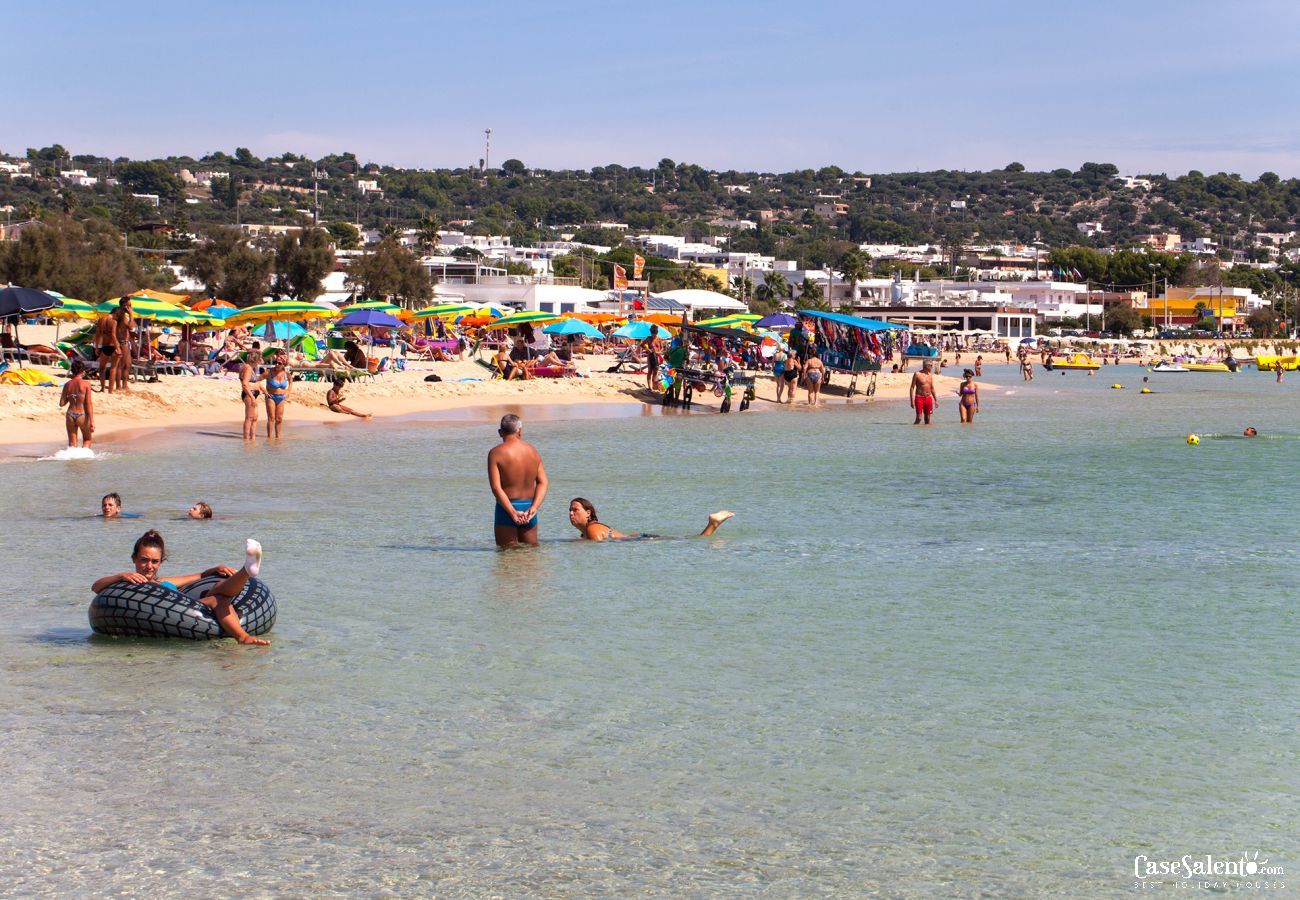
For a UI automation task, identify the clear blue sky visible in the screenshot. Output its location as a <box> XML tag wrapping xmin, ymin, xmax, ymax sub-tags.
<box><xmin>9</xmin><ymin>0</ymin><xmax>1300</xmax><ymax>178</ymax></box>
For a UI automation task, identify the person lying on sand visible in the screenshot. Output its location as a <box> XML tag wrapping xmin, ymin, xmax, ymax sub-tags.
<box><xmin>91</xmin><ymin>530</ymin><xmax>270</xmax><ymax>645</ymax></box>
<box><xmin>567</xmin><ymin>498</ymin><xmax>734</xmax><ymax>541</ymax></box>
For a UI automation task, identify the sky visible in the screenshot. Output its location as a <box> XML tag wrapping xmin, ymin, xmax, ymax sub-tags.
<box><xmin>8</xmin><ymin>0</ymin><xmax>1300</xmax><ymax>178</ymax></box>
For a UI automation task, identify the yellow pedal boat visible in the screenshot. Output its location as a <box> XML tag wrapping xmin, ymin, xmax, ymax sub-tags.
<box><xmin>1045</xmin><ymin>353</ymin><xmax>1101</xmax><ymax>371</ymax></box>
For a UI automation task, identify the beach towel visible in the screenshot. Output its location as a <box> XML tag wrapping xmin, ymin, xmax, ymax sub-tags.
<box><xmin>0</xmin><ymin>367</ymin><xmax>56</xmax><ymax>386</ymax></box>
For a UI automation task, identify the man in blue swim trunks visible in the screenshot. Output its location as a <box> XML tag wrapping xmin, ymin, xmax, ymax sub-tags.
<box><xmin>487</xmin><ymin>414</ymin><xmax>549</xmax><ymax>548</ymax></box>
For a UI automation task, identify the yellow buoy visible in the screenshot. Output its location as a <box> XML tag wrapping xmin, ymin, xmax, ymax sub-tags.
<box><xmin>1140</xmin><ymin>388</ymin><xmax>1152</xmax><ymax>394</ymax></box>
<box><xmin>1111</xmin><ymin>384</ymin><xmax>1123</xmax><ymax>389</ymax></box>
<box><xmin>1187</xmin><ymin>434</ymin><xmax>1200</xmax><ymax>445</ymax></box>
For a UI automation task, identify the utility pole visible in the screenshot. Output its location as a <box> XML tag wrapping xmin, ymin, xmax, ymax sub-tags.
<box><xmin>313</xmin><ymin>161</ymin><xmax>320</xmax><ymax>226</ymax></box>
<box><xmin>483</xmin><ymin>128</ymin><xmax>491</xmax><ymax>174</ymax></box>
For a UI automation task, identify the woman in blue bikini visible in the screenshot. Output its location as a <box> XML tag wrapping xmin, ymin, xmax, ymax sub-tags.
<box><xmin>91</xmin><ymin>529</ymin><xmax>270</xmax><ymax>645</ymax></box>
<box><xmin>263</xmin><ymin>351</ymin><xmax>291</xmax><ymax>439</ymax></box>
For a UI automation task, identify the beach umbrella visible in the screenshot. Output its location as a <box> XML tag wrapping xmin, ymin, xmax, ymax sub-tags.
<box><xmin>339</xmin><ymin>300</ymin><xmax>402</xmax><ymax>314</ymax></box>
<box><xmin>696</xmin><ymin>313</ymin><xmax>761</xmax><ymax>328</ymax></box>
<box><xmin>543</xmin><ymin>319</ymin><xmax>605</xmax><ymax>339</ymax></box>
<box><xmin>471</xmin><ymin>304</ymin><xmax>508</xmax><ymax>318</ymax></box>
<box><xmin>187</xmin><ymin>297</ymin><xmax>236</xmax><ymax>311</ymax></box>
<box><xmin>611</xmin><ymin>321</ymin><xmax>672</xmax><ymax>340</ymax></box>
<box><xmin>46</xmin><ymin>295</ymin><xmax>99</xmax><ymax>320</ymax></box>
<box><xmin>253</xmin><ymin>321</ymin><xmax>307</xmax><ymax>341</ymax></box>
<box><xmin>201</xmin><ymin>305</ymin><xmax>242</xmax><ymax>322</ymax></box>
<box><xmin>409</xmin><ymin>303</ymin><xmax>476</xmax><ymax>320</ymax></box>
<box><xmin>336</xmin><ymin>309</ymin><xmax>403</xmax><ymax>329</ymax></box>
<box><xmin>483</xmin><ymin>310</ymin><xmax>562</xmax><ymax>331</ymax></box>
<box><xmin>94</xmin><ymin>295</ymin><xmax>191</xmax><ymax>321</ymax></box>
<box><xmin>0</xmin><ymin>285</ymin><xmax>60</xmax><ymax>319</ymax></box>
<box><xmin>755</xmin><ymin>312</ymin><xmax>798</xmax><ymax>329</ymax></box>
<box><xmin>226</xmin><ymin>301</ymin><xmax>335</xmax><ymax>327</ymax></box>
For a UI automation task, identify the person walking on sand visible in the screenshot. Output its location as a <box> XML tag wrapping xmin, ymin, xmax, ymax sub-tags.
<box><xmin>957</xmin><ymin>368</ymin><xmax>980</xmax><ymax>424</ymax></box>
<box><xmin>909</xmin><ymin>360</ymin><xmax>938</xmax><ymax>425</ymax></box>
<box><xmin>59</xmin><ymin>359</ymin><xmax>94</xmax><ymax>449</ymax></box>
<box><xmin>239</xmin><ymin>341</ymin><xmax>262</xmax><ymax>440</ymax></box>
<box><xmin>781</xmin><ymin>352</ymin><xmax>802</xmax><ymax>404</ymax></box>
<box><xmin>112</xmin><ymin>297</ymin><xmax>134</xmax><ymax>392</ymax></box>
<box><xmin>487</xmin><ymin>414</ymin><xmax>548</xmax><ymax>548</ymax></box>
<box><xmin>93</xmin><ymin>309</ymin><xmax>118</xmax><ymax>394</ymax></box>
<box><xmin>804</xmin><ymin>355</ymin><xmax>825</xmax><ymax>406</ymax></box>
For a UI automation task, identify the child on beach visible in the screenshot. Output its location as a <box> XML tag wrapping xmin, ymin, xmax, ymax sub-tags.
<box><xmin>59</xmin><ymin>359</ymin><xmax>93</xmax><ymax>448</ymax></box>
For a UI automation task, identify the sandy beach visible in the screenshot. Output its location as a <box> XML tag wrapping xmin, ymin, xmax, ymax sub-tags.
<box><xmin>0</xmin><ymin>324</ymin><xmax>970</xmax><ymax>451</ymax></box>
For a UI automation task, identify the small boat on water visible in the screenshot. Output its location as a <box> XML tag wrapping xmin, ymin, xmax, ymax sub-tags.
<box><xmin>1184</xmin><ymin>362</ymin><xmax>1233</xmax><ymax>373</ymax></box>
<box><xmin>1149</xmin><ymin>362</ymin><xmax>1189</xmax><ymax>373</ymax></box>
<box><xmin>1255</xmin><ymin>355</ymin><xmax>1300</xmax><ymax>372</ymax></box>
<box><xmin>1044</xmin><ymin>353</ymin><xmax>1101</xmax><ymax>371</ymax></box>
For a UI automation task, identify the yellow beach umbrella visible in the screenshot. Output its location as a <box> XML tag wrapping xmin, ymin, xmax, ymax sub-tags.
<box><xmin>409</xmin><ymin>303</ymin><xmax>476</xmax><ymax>320</ymax></box>
<box><xmin>225</xmin><ymin>301</ymin><xmax>336</xmax><ymax>327</ymax></box>
<box><xmin>482</xmin><ymin>311</ymin><xmax>562</xmax><ymax>331</ymax></box>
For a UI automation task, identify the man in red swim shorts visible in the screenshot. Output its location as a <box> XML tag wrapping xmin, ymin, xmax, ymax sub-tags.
<box><xmin>909</xmin><ymin>360</ymin><xmax>938</xmax><ymax>425</ymax></box>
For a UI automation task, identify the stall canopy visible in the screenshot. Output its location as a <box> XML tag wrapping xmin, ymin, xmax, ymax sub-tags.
<box><xmin>797</xmin><ymin>310</ymin><xmax>905</xmax><ymax>331</ymax></box>
<box><xmin>680</xmin><ymin>321</ymin><xmax>763</xmax><ymax>344</ymax></box>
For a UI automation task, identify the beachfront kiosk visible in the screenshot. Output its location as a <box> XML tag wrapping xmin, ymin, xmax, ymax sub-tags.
<box><xmin>663</xmin><ymin>319</ymin><xmax>760</xmax><ymax>412</ymax></box>
<box><xmin>791</xmin><ymin>310</ymin><xmax>906</xmax><ymax>397</ymax></box>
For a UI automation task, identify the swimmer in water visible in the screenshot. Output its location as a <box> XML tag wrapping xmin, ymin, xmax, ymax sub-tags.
<box><xmin>101</xmin><ymin>492</ymin><xmax>121</xmax><ymax>518</ymax></box>
<box><xmin>568</xmin><ymin>498</ymin><xmax>734</xmax><ymax>541</ymax></box>
<box><xmin>1243</xmin><ymin>427</ymin><xmax>1258</xmax><ymax>437</ymax></box>
<box><xmin>90</xmin><ymin>530</ymin><xmax>270</xmax><ymax>645</ymax></box>
<box><xmin>188</xmin><ymin>501</ymin><xmax>213</xmax><ymax>519</ymax></box>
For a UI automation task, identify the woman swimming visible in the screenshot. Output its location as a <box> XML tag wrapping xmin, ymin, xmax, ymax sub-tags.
<box><xmin>958</xmin><ymin>368</ymin><xmax>980</xmax><ymax>423</ymax></box>
<box><xmin>568</xmin><ymin>498</ymin><xmax>734</xmax><ymax>542</ymax></box>
<box><xmin>91</xmin><ymin>530</ymin><xmax>269</xmax><ymax>645</ymax></box>
<box><xmin>264</xmin><ymin>351</ymin><xmax>290</xmax><ymax>439</ymax></box>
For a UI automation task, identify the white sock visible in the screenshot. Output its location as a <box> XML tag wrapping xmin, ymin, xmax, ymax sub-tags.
<box><xmin>244</xmin><ymin>539</ymin><xmax>262</xmax><ymax>577</ymax></box>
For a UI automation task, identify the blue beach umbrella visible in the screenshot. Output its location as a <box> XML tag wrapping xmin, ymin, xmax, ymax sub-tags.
<box><xmin>543</xmin><ymin>319</ymin><xmax>605</xmax><ymax>339</ymax></box>
<box><xmin>253</xmin><ymin>321</ymin><xmax>307</xmax><ymax>341</ymax></box>
<box><xmin>755</xmin><ymin>312</ymin><xmax>797</xmax><ymax>329</ymax></box>
<box><xmin>611</xmin><ymin>321</ymin><xmax>671</xmax><ymax>340</ymax></box>
<box><xmin>336</xmin><ymin>309</ymin><xmax>403</xmax><ymax>329</ymax></box>
<box><xmin>203</xmin><ymin>305</ymin><xmax>243</xmax><ymax>322</ymax></box>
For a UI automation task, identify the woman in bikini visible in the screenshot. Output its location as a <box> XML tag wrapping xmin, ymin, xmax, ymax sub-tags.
<box><xmin>263</xmin><ymin>351</ymin><xmax>291</xmax><ymax>439</ymax></box>
<box><xmin>59</xmin><ymin>359</ymin><xmax>94</xmax><ymax>448</ymax></box>
<box><xmin>239</xmin><ymin>344</ymin><xmax>262</xmax><ymax>440</ymax></box>
<box><xmin>958</xmin><ymin>368</ymin><xmax>980</xmax><ymax>423</ymax></box>
<box><xmin>91</xmin><ymin>529</ymin><xmax>269</xmax><ymax>645</ymax></box>
<box><xmin>567</xmin><ymin>497</ymin><xmax>734</xmax><ymax>542</ymax></box>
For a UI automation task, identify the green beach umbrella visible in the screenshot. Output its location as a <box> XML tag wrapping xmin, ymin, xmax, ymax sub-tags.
<box><xmin>338</xmin><ymin>300</ymin><xmax>402</xmax><ymax>314</ymax></box>
<box><xmin>482</xmin><ymin>310</ymin><xmax>562</xmax><ymax>331</ymax></box>
<box><xmin>409</xmin><ymin>303</ymin><xmax>476</xmax><ymax>320</ymax></box>
<box><xmin>225</xmin><ymin>301</ymin><xmax>335</xmax><ymax>327</ymax></box>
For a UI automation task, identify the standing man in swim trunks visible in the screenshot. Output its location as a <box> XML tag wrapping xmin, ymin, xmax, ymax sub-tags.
<box><xmin>487</xmin><ymin>414</ymin><xmax>548</xmax><ymax>548</ymax></box>
<box><xmin>59</xmin><ymin>359</ymin><xmax>94</xmax><ymax>448</ymax></box>
<box><xmin>909</xmin><ymin>360</ymin><xmax>938</xmax><ymax>425</ymax></box>
<box><xmin>93</xmin><ymin>308</ymin><xmax>119</xmax><ymax>394</ymax></box>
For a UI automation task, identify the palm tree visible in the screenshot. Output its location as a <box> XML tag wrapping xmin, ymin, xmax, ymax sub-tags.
<box><xmin>755</xmin><ymin>271</ymin><xmax>789</xmax><ymax>307</ymax></box>
<box><xmin>837</xmin><ymin>249</ymin><xmax>870</xmax><ymax>308</ymax></box>
<box><xmin>415</xmin><ymin>215</ymin><xmax>441</xmax><ymax>256</ymax></box>
<box><xmin>798</xmin><ymin>278</ymin><xmax>830</xmax><ymax>311</ymax></box>
<box><xmin>681</xmin><ymin>263</ymin><xmax>708</xmax><ymax>290</ymax></box>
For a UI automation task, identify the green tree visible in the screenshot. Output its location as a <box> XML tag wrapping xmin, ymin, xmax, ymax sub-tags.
<box><xmin>797</xmin><ymin>278</ymin><xmax>829</xmax><ymax>310</ymax></box>
<box><xmin>1246</xmin><ymin>307</ymin><xmax>1278</xmax><ymax>337</ymax></box>
<box><xmin>326</xmin><ymin>220</ymin><xmax>360</xmax><ymax>250</ymax></box>
<box><xmin>500</xmin><ymin>158</ymin><xmax>527</xmax><ymax>176</ymax></box>
<box><xmin>115</xmin><ymin>161</ymin><xmax>184</xmax><ymax>201</ymax></box>
<box><xmin>182</xmin><ymin>228</ymin><xmax>272</xmax><ymax>303</ymax></box>
<box><xmin>837</xmin><ymin>248</ymin><xmax>870</xmax><ymax>305</ymax></box>
<box><xmin>755</xmin><ymin>271</ymin><xmax>789</xmax><ymax>306</ymax></box>
<box><xmin>345</xmin><ymin>237</ymin><xmax>432</xmax><ymax>307</ymax></box>
<box><xmin>414</xmin><ymin>215</ymin><xmax>441</xmax><ymax>255</ymax></box>
<box><xmin>0</xmin><ymin>217</ymin><xmax>145</xmax><ymax>301</ymax></box>
<box><xmin>1104</xmin><ymin>304</ymin><xmax>1141</xmax><ymax>336</ymax></box>
<box><xmin>272</xmin><ymin>228</ymin><xmax>334</xmax><ymax>301</ymax></box>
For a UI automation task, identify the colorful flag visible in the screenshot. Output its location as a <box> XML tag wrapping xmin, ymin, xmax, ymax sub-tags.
<box><xmin>613</xmin><ymin>263</ymin><xmax>628</xmax><ymax>290</ymax></box>
<box><xmin>633</xmin><ymin>254</ymin><xmax>645</xmax><ymax>279</ymax></box>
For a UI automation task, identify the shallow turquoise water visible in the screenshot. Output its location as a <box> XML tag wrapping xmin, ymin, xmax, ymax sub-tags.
<box><xmin>1</xmin><ymin>367</ymin><xmax>1296</xmax><ymax>895</ymax></box>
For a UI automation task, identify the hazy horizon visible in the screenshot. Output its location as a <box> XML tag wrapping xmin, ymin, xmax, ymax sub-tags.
<box><xmin>10</xmin><ymin>0</ymin><xmax>1300</xmax><ymax>179</ymax></box>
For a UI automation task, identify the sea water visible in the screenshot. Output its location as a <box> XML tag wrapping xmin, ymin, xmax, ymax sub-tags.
<box><xmin>1</xmin><ymin>368</ymin><xmax>1296</xmax><ymax>896</ymax></box>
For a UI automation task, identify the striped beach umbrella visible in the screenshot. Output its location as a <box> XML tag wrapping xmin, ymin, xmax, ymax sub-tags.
<box><xmin>409</xmin><ymin>303</ymin><xmax>476</xmax><ymax>320</ymax></box>
<box><xmin>482</xmin><ymin>310</ymin><xmax>562</xmax><ymax>331</ymax></box>
<box><xmin>225</xmin><ymin>301</ymin><xmax>335</xmax><ymax>327</ymax></box>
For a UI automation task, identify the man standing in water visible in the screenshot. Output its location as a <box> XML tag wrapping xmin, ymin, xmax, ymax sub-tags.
<box><xmin>488</xmin><ymin>414</ymin><xmax>548</xmax><ymax>548</ymax></box>
<box><xmin>909</xmin><ymin>360</ymin><xmax>938</xmax><ymax>425</ymax></box>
